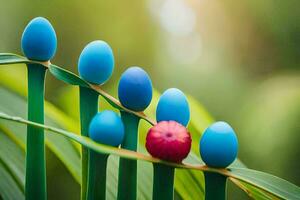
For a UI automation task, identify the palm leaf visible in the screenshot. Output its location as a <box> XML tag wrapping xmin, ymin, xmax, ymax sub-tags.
<box><xmin>0</xmin><ymin>112</ymin><xmax>300</xmax><ymax>199</ymax></box>
<box><xmin>1</xmin><ymin>54</ymin><xmax>300</xmax><ymax>200</ymax></box>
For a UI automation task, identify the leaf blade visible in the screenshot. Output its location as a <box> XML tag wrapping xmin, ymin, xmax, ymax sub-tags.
<box><xmin>1</xmin><ymin>112</ymin><xmax>299</xmax><ymax>200</ymax></box>
<box><xmin>0</xmin><ymin>53</ymin><xmax>28</xmax><ymax>65</ymax></box>
<box><xmin>48</xmin><ymin>64</ymin><xmax>89</xmax><ymax>87</ymax></box>
<box><xmin>228</xmin><ymin>168</ymin><xmax>300</xmax><ymax>200</ymax></box>
<box><xmin>0</xmin><ymin>160</ymin><xmax>25</xmax><ymax>200</ymax></box>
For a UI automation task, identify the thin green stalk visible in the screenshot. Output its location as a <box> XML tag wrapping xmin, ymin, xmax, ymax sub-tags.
<box><xmin>25</xmin><ymin>63</ymin><xmax>47</xmax><ymax>200</ymax></box>
<box><xmin>79</xmin><ymin>86</ymin><xmax>99</xmax><ymax>200</ymax></box>
<box><xmin>117</xmin><ymin>111</ymin><xmax>140</xmax><ymax>200</ymax></box>
<box><xmin>87</xmin><ymin>151</ymin><xmax>108</xmax><ymax>200</ymax></box>
<box><xmin>204</xmin><ymin>171</ymin><xmax>227</xmax><ymax>200</ymax></box>
<box><xmin>152</xmin><ymin>163</ymin><xmax>175</xmax><ymax>200</ymax></box>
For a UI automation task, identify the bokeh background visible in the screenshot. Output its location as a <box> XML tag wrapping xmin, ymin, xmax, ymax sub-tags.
<box><xmin>0</xmin><ymin>0</ymin><xmax>299</xmax><ymax>199</ymax></box>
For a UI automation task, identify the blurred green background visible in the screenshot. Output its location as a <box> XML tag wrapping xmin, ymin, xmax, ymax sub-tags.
<box><xmin>0</xmin><ymin>0</ymin><xmax>299</xmax><ymax>199</ymax></box>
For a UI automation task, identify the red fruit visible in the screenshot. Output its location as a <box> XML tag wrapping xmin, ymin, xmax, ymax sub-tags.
<box><xmin>146</xmin><ymin>121</ymin><xmax>192</xmax><ymax>163</ymax></box>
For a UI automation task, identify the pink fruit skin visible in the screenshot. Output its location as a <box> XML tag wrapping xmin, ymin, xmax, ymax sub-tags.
<box><xmin>146</xmin><ymin>121</ymin><xmax>192</xmax><ymax>163</ymax></box>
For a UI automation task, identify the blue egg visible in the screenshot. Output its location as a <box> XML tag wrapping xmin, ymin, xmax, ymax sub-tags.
<box><xmin>78</xmin><ymin>40</ymin><xmax>114</xmax><ymax>85</ymax></box>
<box><xmin>156</xmin><ymin>88</ymin><xmax>190</xmax><ymax>127</ymax></box>
<box><xmin>21</xmin><ymin>17</ymin><xmax>57</xmax><ymax>61</ymax></box>
<box><xmin>89</xmin><ymin>110</ymin><xmax>124</xmax><ymax>147</ymax></box>
<box><xmin>118</xmin><ymin>67</ymin><xmax>153</xmax><ymax>111</ymax></box>
<box><xmin>200</xmin><ymin>121</ymin><xmax>238</xmax><ymax>168</ymax></box>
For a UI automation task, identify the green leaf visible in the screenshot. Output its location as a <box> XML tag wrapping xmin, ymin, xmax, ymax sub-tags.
<box><xmin>0</xmin><ymin>53</ymin><xmax>210</xmax><ymax>200</ymax></box>
<box><xmin>187</xmin><ymin>94</ymin><xmax>214</xmax><ymax>133</ymax></box>
<box><xmin>48</xmin><ymin>64</ymin><xmax>89</xmax><ymax>87</ymax></box>
<box><xmin>0</xmin><ymin>65</ymin><xmax>152</xmax><ymax>199</ymax></box>
<box><xmin>0</xmin><ymin>85</ymin><xmax>151</xmax><ymax>199</ymax></box>
<box><xmin>230</xmin><ymin>178</ymin><xmax>279</xmax><ymax>200</ymax></box>
<box><xmin>0</xmin><ymin>53</ymin><xmax>29</xmax><ymax>65</ymax></box>
<box><xmin>0</xmin><ymin>82</ymin><xmax>199</xmax><ymax>199</ymax></box>
<box><xmin>228</xmin><ymin>168</ymin><xmax>300</xmax><ymax>200</ymax></box>
<box><xmin>0</xmin><ymin>112</ymin><xmax>190</xmax><ymax>168</ymax></box>
<box><xmin>175</xmin><ymin>169</ymin><xmax>204</xmax><ymax>199</ymax></box>
<box><xmin>1</xmin><ymin>53</ymin><xmax>299</xmax><ymax>199</ymax></box>
<box><xmin>0</xmin><ymin>127</ymin><xmax>25</xmax><ymax>200</ymax></box>
<box><xmin>0</xmin><ymin>72</ymin><xmax>192</xmax><ymax>199</ymax></box>
<box><xmin>0</xmin><ymin>87</ymin><xmax>81</xmax><ymax>183</ymax></box>
<box><xmin>0</xmin><ymin>127</ymin><xmax>25</xmax><ymax>189</ymax></box>
<box><xmin>0</xmin><ymin>161</ymin><xmax>24</xmax><ymax>200</ymax></box>
<box><xmin>61</xmin><ymin>86</ymin><xmax>205</xmax><ymax>199</ymax></box>
<box><xmin>1</xmin><ymin>111</ymin><xmax>300</xmax><ymax>200</ymax></box>
<box><xmin>48</xmin><ymin>62</ymin><xmax>155</xmax><ymax>125</ymax></box>
<box><xmin>0</xmin><ymin>53</ymin><xmax>154</xmax><ymax>124</ymax></box>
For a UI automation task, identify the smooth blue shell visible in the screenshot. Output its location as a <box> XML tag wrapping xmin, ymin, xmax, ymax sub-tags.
<box><xmin>78</xmin><ymin>40</ymin><xmax>114</xmax><ymax>85</ymax></box>
<box><xmin>200</xmin><ymin>121</ymin><xmax>238</xmax><ymax>168</ymax></box>
<box><xmin>118</xmin><ymin>67</ymin><xmax>153</xmax><ymax>111</ymax></box>
<box><xmin>156</xmin><ymin>88</ymin><xmax>190</xmax><ymax>127</ymax></box>
<box><xmin>89</xmin><ymin>110</ymin><xmax>124</xmax><ymax>147</ymax></box>
<box><xmin>21</xmin><ymin>17</ymin><xmax>57</xmax><ymax>61</ymax></box>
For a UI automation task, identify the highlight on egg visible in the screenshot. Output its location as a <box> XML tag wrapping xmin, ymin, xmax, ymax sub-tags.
<box><xmin>156</xmin><ymin>88</ymin><xmax>190</xmax><ymax>127</ymax></box>
<box><xmin>200</xmin><ymin>121</ymin><xmax>238</xmax><ymax>168</ymax></box>
<box><xmin>118</xmin><ymin>66</ymin><xmax>153</xmax><ymax>111</ymax></box>
<box><xmin>21</xmin><ymin>17</ymin><xmax>57</xmax><ymax>61</ymax></box>
<box><xmin>78</xmin><ymin>40</ymin><xmax>114</xmax><ymax>85</ymax></box>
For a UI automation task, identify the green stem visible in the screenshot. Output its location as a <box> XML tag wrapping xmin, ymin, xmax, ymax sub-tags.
<box><xmin>87</xmin><ymin>151</ymin><xmax>108</xmax><ymax>200</ymax></box>
<box><xmin>204</xmin><ymin>171</ymin><xmax>227</xmax><ymax>200</ymax></box>
<box><xmin>117</xmin><ymin>112</ymin><xmax>140</xmax><ymax>200</ymax></box>
<box><xmin>152</xmin><ymin>163</ymin><xmax>175</xmax><ymax>200</ymax></box>
<box><xmin>79</xmin><ymin>86</ymin><xmax>99</xmax><ymax>200</ymax></box>
<box><xmin>25</xmin><ymin>64</ymin><xmax>47</xmax><ymax>200</ymax></box>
